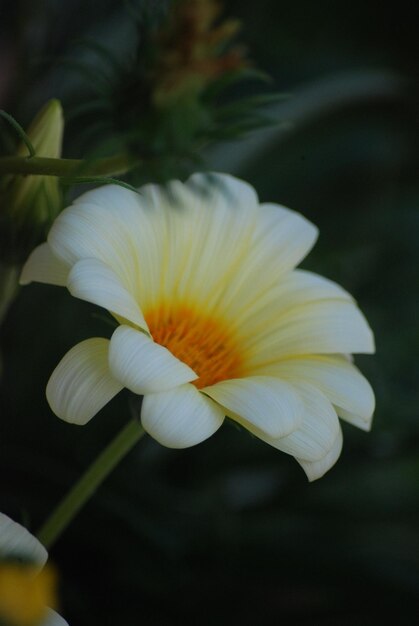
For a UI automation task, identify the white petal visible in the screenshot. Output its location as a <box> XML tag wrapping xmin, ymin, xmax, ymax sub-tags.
<box><xmin>297</xmin><ymin>426</ymin><xmax>343</xmax><ymax>482</ymax></box>
<box><xmin>257</xmin><ymin>355</ymin><xmax>375</xmax><ymax>431</ymax></box>
<box><xmin>266</xmin><ymin>383</ymin><xmax>340</xmax><ymax>461</ymax></box>
<box><xmin>186</xmin><ymin>172</ymin><xmax>259</xmax><ymax>209</ymax></box>
<box><xmin>41</xmin><ymin>609</ymin><xmax>69</xmax><ymax>626</ymax></box>
<box><xmin>46</xmin><ymin>338</ymin><xmax>123</xmax><ymax>424</ymax></box>
<box><xmin>245</xmin><ymin>300</ymin><xmax>375</xmax><ymax>365</ymax></box>
<box><xmin>94</xmin><ymin>178</ymin><xmax>258</xmax><ymax>308</ymax></box>
<box><xmin>20</xmin><ymin>242</ymin><xmax>70</xmax><ymax>286</ymax></box>
<box><xmin>47</xmin><ymin>195</ymin><xmax>144</xmax><ymax>295</ymax></box>
<box><xmin>218</xmin><ymin>204</ymin><xmax>318</xmax><ymax>319</ymax></box>
<box><xmin>72</xmin><ymin>183</ymin><xmax>141</xmax><ymax>211</ymax></box>
<box><xmin>230</xmin><ymin>269</ymin><xmax>353</xmax><ymax>333</ymax></box>
<box><xmin>141</xmin><ymin>384</ymin><xmax>224</xmax><ymax>448</ymax></box>
<box><xmin>336</xmin><ymin>407</ymin><xmax>374</xmax><ymax>432</ymax></box>
<box><xmin>0</xmin><ymin>513</ymin><xmax>47</xmax><ymax>567</ymax></box>
<box><xmin>49</xmin><ymin>187</ymin><xmax>168</xmax><ymax>312</ymax></box>
<box><xmin>145</xmin><ymin>173</ymin><xmax>259</xmax><ymax>309</ymax></box>
<box><xmin>268</xmin><ymin>268</ymin><xmax>354</xmax><ymax>305</ymax></box>
<box><xmin>67</xmin><ymin>258</ymin><xmax>148</xmax><ymax>330</ymax></box>
<box><xmin>108</xmin><ymin>325</ymin><xmax>197</xmax><ymax>394</ymax></box>
<box><xmin>203</xmin><ymin>376</ymin><xmax>303</xmax><ymax>438</ymax></box>
<box><xmin>256</xmin><ymin>202</ymin><xmax>319</xmax><ymax>272</ymax></box>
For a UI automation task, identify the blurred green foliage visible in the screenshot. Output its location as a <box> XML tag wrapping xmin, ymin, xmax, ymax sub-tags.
<box><xmin>0</xmin><ymin>0</ymin><xmax>418</xmax><ymax>624</ymax></box>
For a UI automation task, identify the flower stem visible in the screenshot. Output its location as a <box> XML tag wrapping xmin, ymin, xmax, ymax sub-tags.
<box><xmin>37</xmin><ymin>418</ymin><xmax>145</xmax><ymax>549</ymax></box>
<box><xmin>0</xmin><ymin>153</ymin><xmax>138</xmax><ymax>177</ymax></box>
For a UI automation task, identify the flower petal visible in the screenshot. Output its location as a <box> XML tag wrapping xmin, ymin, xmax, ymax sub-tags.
<box><xmin>72</xmin><ymin>183</ymin><xmax>141</xmax><ymax>211</ymax></box>
<box><xmin>256</xmin><ymin>202</ymin><xmax>319</xmax><ymax>272</ymax></box>
<box><xmin>186</xmin><ymin>172</ymin><xmax>259</xmax><ymax>211</ymax></box>
<box><xmin>20</xmin><ymin>242</ymin><xmax>70</xmax><ymax>286</ymax></box>
<box><xmin>141</xmin><ymin>384</ymin><xmax>224</xmax><ymax>448</ymax></box>
<box><xmin>67</xmin><ymin>258</ymin><xmax>148</xmax><ymax>330</ymax></box>
<box><xmin>217</xmin><ymin>204</ymin><xmax>318</xmax><ymax>318</ymax></box>
<box><xmin>41</xmin><ymin>610</ymin><xmax>69</xmax><ymax>626</ymax></box>
<box><xmin>203</xmin><ymin>376</ymin><xmax>303</xmax><ymax>438</ymax></box>
<box><xmin>0</xmin><ymin>513</ymin><xmax>47</xmax><ymax>567</ymax></box>
<box><xmin>139</xmin><ymin>173</ymin><xmax>259</xmax><ymax>310</ymax></box>
<box><xmin>245</xmin><ymin>300</ymin><xmax>375</xmax><ymax>366</ymax></box>
<box><xmin>46</xmin><ymin>338</ymin><xmax>122</xmax><ymax>424</ymax></box>
<box><xmin>47</xmin><ymin>190</ymin><xmax>146</xmax><ymax>294</ymax></box>
<box><xmin>297</xmin><ymin>426</ymin><xmax>343</xmax><ymax>482</ymax></box>
<box><xmin>264</xmin><ymin>383</ymin><xmax>340</xmax><ymax>461</ymax></box>
<box><xmin>335</xmin><ymin>407</ymin><xmax>374</xmax><ymax>432</ymax></box>
<box><xmin>229</xmin><ymin>268</ymin><xmax>353</xmax><ymax>332</ymax></box>
<box><xmin>108</xmin><ymin>325</ymin><xmax>197</xmax><ymax>394</ymax></box>
<box><xmin>256</xmin><ymin>355</ymin><xmax>375</xmax><ymax>431</ymax></box>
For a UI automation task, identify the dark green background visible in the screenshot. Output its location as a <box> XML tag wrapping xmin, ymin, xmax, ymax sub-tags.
<box><xmin>0</xmin><ymin>1</ymin><xmax>418</xmax><ymax>624</ymax></box>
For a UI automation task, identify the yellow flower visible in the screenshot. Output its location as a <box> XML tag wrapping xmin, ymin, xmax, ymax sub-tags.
<box><xmin>21</xmin><ymin>173</ymin><xmax>375</xmax><ymax>480</ymax></box>
<box><xmin>0</xmin><ymin>513</ymin><xmax>67</xmax><ymax>626</ymax></box>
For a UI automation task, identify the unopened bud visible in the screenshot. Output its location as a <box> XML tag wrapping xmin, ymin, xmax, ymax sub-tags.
<box><xmin>0</xmin><ymin>99</ymin><xmax>64</xmax><ymax>264</ymax></box>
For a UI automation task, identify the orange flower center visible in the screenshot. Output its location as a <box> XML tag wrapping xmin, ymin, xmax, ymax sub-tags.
<box><xmin>145</xmin><ymin>305</ymin><xmax>243</xmax><ymax>389</ymax></box>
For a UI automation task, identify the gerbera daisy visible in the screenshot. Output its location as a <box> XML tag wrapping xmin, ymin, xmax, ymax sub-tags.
<box><xmin>21</xmin><ymin>173</ymin><xmax>375</xmax><ymax>480</ymax></box>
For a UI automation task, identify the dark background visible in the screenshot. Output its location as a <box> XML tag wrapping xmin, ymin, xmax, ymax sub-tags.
<box><xmin>0</xmin><ymin>1</ymin><xmax>418</xmax><ymax>624</ymax></box>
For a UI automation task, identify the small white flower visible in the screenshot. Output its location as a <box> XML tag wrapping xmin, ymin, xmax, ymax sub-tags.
<box><xmin>21</xmin><ymin>173</ymin><xmax>375</xmax><ymax>480</ymax></box>
<box><xmin>0</xmin><ymin>512</ymin><xmax>68</xmax><ymax>626</ymax></box>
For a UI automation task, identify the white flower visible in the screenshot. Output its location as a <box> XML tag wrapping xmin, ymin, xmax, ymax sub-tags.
<box><xmin>21</xmin><ymin>173</ymin><xmax>375</xmax><ymax>480</ymax></box>
<box><xmin>0</xmin><ymin>512</ymin><xmax>68</xmax><ymax>626</ymax></box>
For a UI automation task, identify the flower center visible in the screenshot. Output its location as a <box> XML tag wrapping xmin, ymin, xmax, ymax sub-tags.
<box><xmin>145</xmin><ymin>305</ymin><xmax>243</xmax><ymax>389</ymax></box>
<box><xmin>0</xmin><ymin>563</ymin><xmax>57</xmax><ymax>626</ymax></box>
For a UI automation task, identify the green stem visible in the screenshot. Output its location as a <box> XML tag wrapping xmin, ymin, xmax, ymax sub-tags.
<box><xmin>37</xmin><ymin>418</ymin><xmax>145</xmax><ymax>549</ymax></box>
<box><xmin>0</xmin><ymin>153</ymin><xmax>138</xmax><ymax>177</ymax></box>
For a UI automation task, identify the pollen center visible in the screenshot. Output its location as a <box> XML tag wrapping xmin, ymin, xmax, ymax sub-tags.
<box><xmin>145</xmin><ymin>305</ymin><xmax>243</xmax><ymax>389</ymax></box>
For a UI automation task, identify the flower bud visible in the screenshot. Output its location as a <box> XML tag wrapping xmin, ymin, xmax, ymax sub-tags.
<box><xmin>0</xmin><ymin>99</ymin><xmax>64</xmax><ymax>264</ymax></box>
<box><xmin>152</xmin><ymin>0</ymin><xmax>246</xmax><ymax>107</ymax></box>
